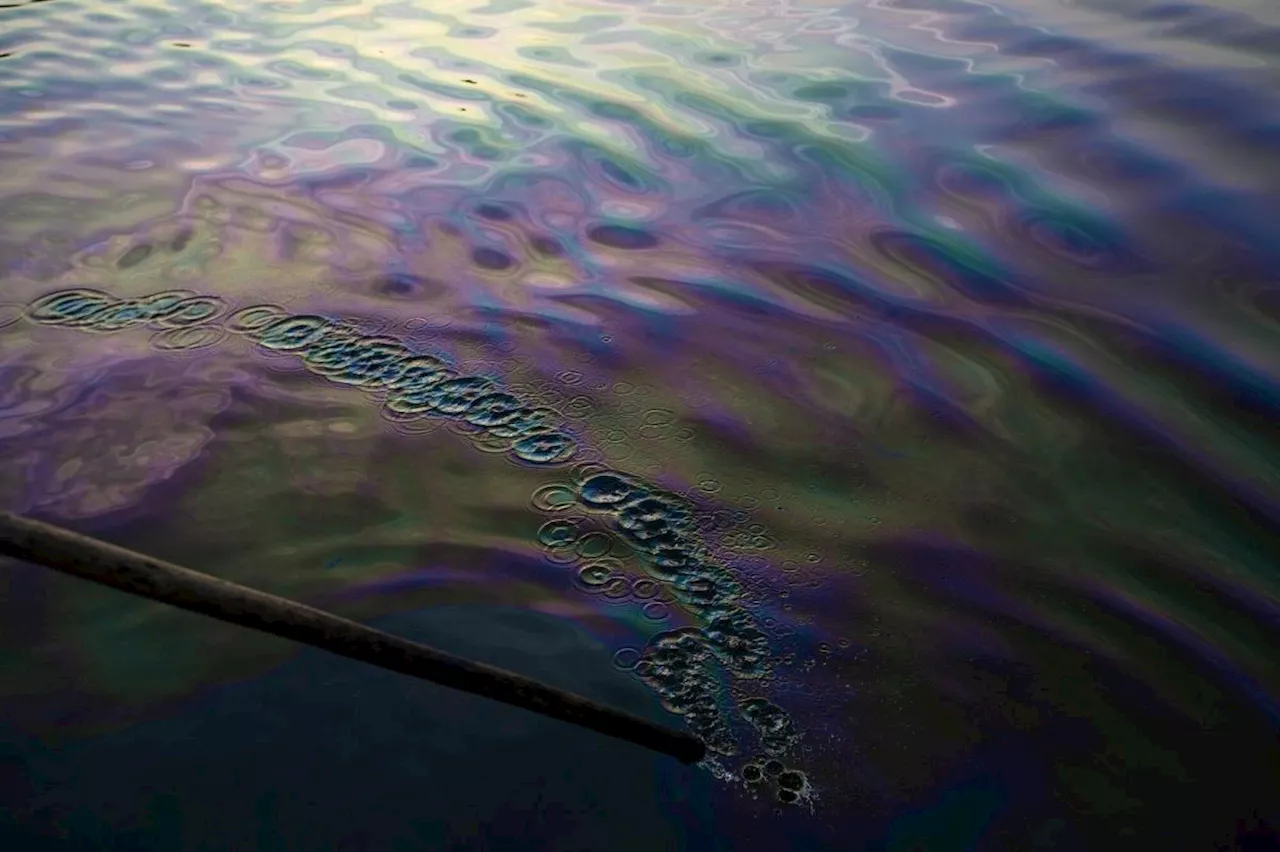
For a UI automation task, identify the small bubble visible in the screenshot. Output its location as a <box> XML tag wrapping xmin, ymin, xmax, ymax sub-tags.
<box><xmin>564</xmin><ymin>395</ymin><xmax>596</xmax><ymax>418</ymax></box>
<box><xmin>571</xmin><ymin>462</ymin><xmax>612</xmax><ymax>483</ymax></box>
<box><xmin>537</xmin><ymin>520</ymin><xmax>578</xmax><ymax>548</ymax></box>
<box><xmin>512</xmin><ymin>432</ymin><xmax>577</xmax><ymax>465</ymax></box>
<box><xmin>612</xmin><ymin>647</ymin><xmax>641</xmax><ymax>669</ymax></box>
<box><xmin>741</xmin><ymin>764</ymin><xmax>764</xmax><ymax>783</ymax></box>
<box><xmin>613</xmin><ymin>381</ymin><xmax>635</xmax><ymax>395</ymax></box>
<box><xmin>258</xmin><ymin>315</ymin><xmax>331</xmax><ymax>351</ymax></box>
<box><xmin>151</xmin><ymin>326</ymin><xmax>226</xmax><ymax>351</ymax></box>
<box><xmin>574</xmin><ymin>531</ymin><xmax>612</xmax><ymax>559</ymax></box>
<box><xmin>631</xmin><ymin>578</ymin><xmax>660</xmax><ymax>599</ymax></box>
<box><xmin>777</xmin><ymin>769</ymin><xmax>806</xmax><ymax>792</ymax></box>
<box><xmin>642</xmin><ymin>408</ymin><xmax>675</xmax><ymax>426</ymax></box>
<box><xmin>226</xmin><ymin>304</ymin><xmax>288</xmax><ymax>334</ymax></box>
<box><xmin>642</xmin><ymin>602</ymin><xmax>669</xmax><ymax>621</ymax></box>
<box><xmin>579</xmin><ymin>473</ymin><xmax>636</xmax><ymax>508</ymax></box>
<box><xmin>602</xmin><ymin>577</ymin><xmax>631</xmax><ymax>599</ymax></box>
<box><xmin>557</xmin><ymin>370</ymin><xmax>584</xmax><ymax>385</ymax></box>
<box><xmin>25</xmin><ymin>288</ymin><xmax>115</xmax><ymax>326</ymax></box>
<box><xmin>576</xmin><ymin>562</ymin><xmax>613</xmax><ymax>589</ymax></box>
<box><xmin>544</xmin><ymin>543</ymin><xmax>582</xmax><ymax>565</ymax></box>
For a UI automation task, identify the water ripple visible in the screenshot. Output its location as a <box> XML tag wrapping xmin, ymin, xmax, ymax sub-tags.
<box><xmin>2</xmin><ymin>0</ymin><xmax>1279</xmax><ymax>847</ymax></box>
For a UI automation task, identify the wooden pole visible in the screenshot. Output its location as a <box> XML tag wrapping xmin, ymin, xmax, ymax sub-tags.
<box><xmin>0</xmin><ymin>511</ymin><xmax>706</xmax><ymax>765</ymax></box>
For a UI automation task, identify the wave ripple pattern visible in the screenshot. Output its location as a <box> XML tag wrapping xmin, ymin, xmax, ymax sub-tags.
<box><xmin>1</xmin><ymin>0</ymin><xmax>1279</xmax><ymax>849</ymax></box>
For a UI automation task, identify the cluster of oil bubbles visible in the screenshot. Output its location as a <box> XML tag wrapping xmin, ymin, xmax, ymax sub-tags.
<box><xmin>740</xmin><ymin>758</ymin><xmax>813</xmax><ymax>807</ymax></box>
<box><xmin>532</xmin><ymin>465</ymin><xmax>809</xmax><ymax>799</ymax></box>
<box><xmin>23</xmin><ymin>288</ymin><xmax>578</xmax><ymax>468</ymax></box>
<box><xmin>21</xmin><ymin>283</ymin><xmax>812</xmax><ymax>804</ymax></box>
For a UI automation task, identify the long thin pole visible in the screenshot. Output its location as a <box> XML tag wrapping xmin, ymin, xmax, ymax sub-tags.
<box><xmin>0</xmin><ymin>511</ymin><xmax>706</xmax><ymax>765</ymax></box>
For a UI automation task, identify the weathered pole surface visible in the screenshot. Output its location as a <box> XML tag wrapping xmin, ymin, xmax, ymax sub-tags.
<box><xmin>0</xmin><ymin>511</ymin><xmax>706</xmax><ymax>765</ymax></box>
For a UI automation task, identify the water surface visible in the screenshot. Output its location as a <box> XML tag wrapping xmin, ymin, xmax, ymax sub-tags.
<box><xmin>2</xmin><ymin>0</ymin><xmax>1279</xmax><ymax>849</ymax></box>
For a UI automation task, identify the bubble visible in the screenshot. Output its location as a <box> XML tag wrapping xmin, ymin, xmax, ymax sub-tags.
<box><xmin>564</xmin><ymin>395</ymin><xmax>596</xmax><ymax>418</ymax></box>
<box><xmin>544</xmin><ymin>543</ymin><xmax>582</xmax><ymax>566</ymax></box>
<box><xmin>151</xmin><ymin>326</ymin><xmax>227</xmax><ymax>351</ymax></box>
<box><xmin>642</xmin><ymin>408</ymin><xmax>675</xmax><ymax>426</ymax></box>
<box><xmin>225</xmin><ymin>304</ymin><xmax>287</xmax><ymax>334</ymax></box>
<box><xmin>741</xmin><ymin>764</ymin><xmax>764</xmax><ymax>783</ymax></box>
<box><xmin>537</xmin><ymin>519</ymin><xmax>578</xmax><ymax>548</ymax></box>
<box><xmin>631</xmin><ymin>578</ymin><xmax>660</xmax><ymax>599</ymax></box>
<box><xmin>257</xmin><ymin>315</ymin><xmax>332</xmax><ymax>351</ymax></box>
<box><xmin>328</xmin><ymin>339</ymin><xmax>412</xmax><ymax>388</ymax></box>
<box><xmin>579</xmin><ymin>473</ymin><xmax>637</xmax><ymax>508</ymax></box>
<box><xmin>81</xmin><ymin>299</ymin><xmax>149</xmax><ymax>331</ymax></box>
<box><xmin>487</xmin><ymin>406</ymin><xmax>560</xmax><ymax>438</ymax></box>
<box><xmin>764</xmin><ymin>760</ymin><xmax>784</xmax><ymax>777</ymax></box>
<box><xmin>741</xmin><ymin>698</ymin><xmax>799</xmax><ymax>756</ymax></box>
<box><xmin>389</xmin><ymin>356</ymin><xmax>454</xmax><ymax>393</ymax></box>
<box><xmin>468</xmin><ymin>431</ymin><xmax>515</xmax><ymax>454</ymax></box>
<box><xmin>777</xmin><ymin>788</ymin><xmax>799</xmax><ymax>805</ymax></box>
<box><xmin>154</xmin><ymin>296</ymin><xmax>226</xmax><ymax>328</ymax></box>
<box><xmin>601</xmin><ymin>577</ymin><xmax>631</xmax><ymax>599</ymax></box>
<box><xmin>383</xmin><ymin>389</ymin><xmax>439</xmax><ymax>417</ymax></box>
<box><xmin>512</xmin><ymin>432</ymin><xmax>577</xmax><ymax>465</ymax></box>
<box><xmin>777</xmin><ymin>769</ymin><xmax>806</xmax><ymax>792</ymax></box>
<box><xmin>429</xmin><ymin>376</ymin><xmax>496</xmax><ymax>415</ymax></box>
<box><xmin>612</xmin><ymin>647</ymin><xmax>641</xmax><ymax>669</ymax></box>
<box><xmin>571</xmin><ymin>462</ymin><xmax>612</xmax><ymax>483</ymax></box>
<box><xmin>642</xmin><ymin>602</ymin><xmax>669</xmax><ymax>621</ymax></box>
<box><xmin>529</xmin><ymin>478</ymin><xmax>576</xmax><ymax>511</ymax></box>
<box><xmin>576</xmin><ymin>562</ymin><xmax>614</xmax><ymax>589</ymax></box>
<box><xmin>574</xmin><ymin>531</ymin><xmax>612</xmax><ymax>559</ymax></box>
<box><xmin>300</xmin><ymin>331</ymin><xmax>365</xmax><ymax>372</ymax></box>
<box><xmin>25</xmin><ymin>288</ymin><xmax>115</xmax><ymax>326</ymax></box>
<box><xmin>464</xmin><ymin>392</ymin><xmax>524</xmax><ymax>427</ymax></box>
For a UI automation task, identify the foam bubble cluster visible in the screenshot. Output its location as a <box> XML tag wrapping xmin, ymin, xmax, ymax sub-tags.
<box><xmin>25</xmin><ymin>290</ymin><xmax>579</xmax><ymax>469</ymax></box>
<box><xmin>22</xmin><ymin>286</ymin><xmax>806</xmax><ymax>794</ymax></box>
<box><xmin>549</xmin><ymin>465</ymin><xmax>796</xmax><ymax>759</ymax></box>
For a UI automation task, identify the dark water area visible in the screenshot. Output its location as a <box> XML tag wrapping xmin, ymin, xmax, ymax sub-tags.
<box><xmin>1</xmin><ymin>0</ymin><xmax>1279</xmax><ymax>849</ymax></box>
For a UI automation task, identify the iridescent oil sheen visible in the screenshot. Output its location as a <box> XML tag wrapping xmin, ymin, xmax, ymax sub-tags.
<box><xmin>1</xmin><ymin>0</ymin><xmax>1278</xmax><ymax>849</ymax></box>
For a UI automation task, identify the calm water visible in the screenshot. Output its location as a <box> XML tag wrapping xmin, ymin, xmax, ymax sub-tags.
<box><xmin>1</xmin><ymin>0</ymin><xmax>1279</xmax><ymax>849</ymax></box>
